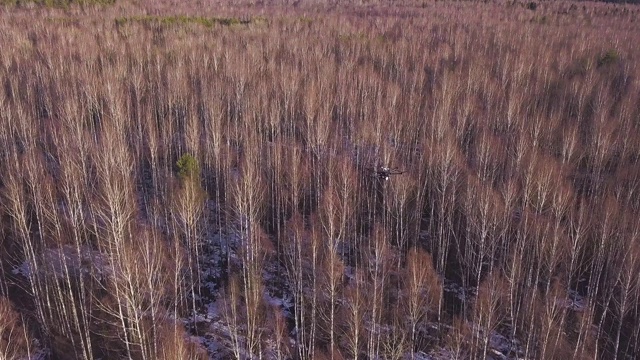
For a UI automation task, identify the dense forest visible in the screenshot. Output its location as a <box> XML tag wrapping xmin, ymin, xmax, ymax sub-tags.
<box><xmin>0</xmin><ymin>0</ymin><xmax>639</xmax><ymax>359</ymax></box>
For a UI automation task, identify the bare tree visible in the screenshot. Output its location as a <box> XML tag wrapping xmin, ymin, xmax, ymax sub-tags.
<box><xmin>470</xmin><ymin>271</ymin><xmax>505</xmax><ymax>359</ymax></box>
<box><xmin>612</xmin><ymin>218</ymin><xmax>640</xmax><ymax>360</ymax></box>
<box><xmin>0</xmin><ymin>297</ymin><xmax>34</xmax><ymax>360</ymax></box>
<box><xmin>171</xmin><ymin>153</ymin><xmax>206</xmax><ymax>322</ymax></box>
<box><xmin>341</xmin><ymin>269</ymin><xmax>367</xmax><ymax>360</ymax></box>
<box><xmin>402</xmin><ymin>247</ymin><xmax>441</xmax><ymax>356</ymax></box>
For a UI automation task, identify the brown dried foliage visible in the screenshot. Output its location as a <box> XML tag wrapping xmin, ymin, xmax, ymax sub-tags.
<box><xmin>0</xmin><ymin>0</ymin><xmax>639</xmax><ymax>358</ymax></box>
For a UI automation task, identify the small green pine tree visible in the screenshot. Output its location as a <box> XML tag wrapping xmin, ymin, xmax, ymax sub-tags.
<box><xmin>176</xmin><ymin>153</ymin><xmax>200</xmax><ymax>181</ymax></box>
<box><xmin>597</xmin><ymin>49</ymin><xmax>619</xmax><ymax>68</ymax></box>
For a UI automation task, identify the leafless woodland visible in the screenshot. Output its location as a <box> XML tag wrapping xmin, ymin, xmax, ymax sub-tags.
<box><xmin>0</xmin><ymin>1</ymin><xmax>640</xmax><ymax>359</ymax></box>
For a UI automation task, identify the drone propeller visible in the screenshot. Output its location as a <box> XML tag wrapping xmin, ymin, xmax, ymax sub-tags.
<box><xmin>387</xmin><ymin>168</ymin><xmax>405</xmax><ymax>175</ymax></box>
<box><xmin>365</xmin><ymin>166</ymin><xmax>405</xmax><ymax>180</ymax></box>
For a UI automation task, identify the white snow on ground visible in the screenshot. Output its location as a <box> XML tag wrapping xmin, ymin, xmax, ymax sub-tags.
<box><xmin>8</xmin><ymin>197</ymin><xmax>591</xmax><ymax>359</ymax></box>
<box><xmin>566</xmin><ymin>289</ymin><xmax>587</xmax><ymax>312</ymax></box>
<box><xmin>10</xmin><ymin>235</ymin><xmax>589</xmax><ymax>360</ymax></box>
<box><xmin>426</xmin><ymin>348</ymin><xmax>457</xmax><ymax>360</ymax></box>
<box><xmin>12</xmin><ymin>245</ymin><xmax>110</xmax><ymax>279</ymax></box>
<box><xmin>443</xmin><ymin>280</ymin><xmax>476</xmax><ymax>302</ymax></box>
<box><xmin>24</xmin><ymin>340</ymin><xmax>48</xmax><ymax>360</ymax></box>
<box><xmin>487</xmin><ymin>330</ymin><xmax>522</xmax><ymax>360</ymax></box>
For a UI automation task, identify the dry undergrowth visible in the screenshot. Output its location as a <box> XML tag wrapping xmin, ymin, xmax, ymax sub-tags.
<box><xmin>0</xmin><ymin>0</ymin><xmax>639</xmax><ymax>359</ymax></box>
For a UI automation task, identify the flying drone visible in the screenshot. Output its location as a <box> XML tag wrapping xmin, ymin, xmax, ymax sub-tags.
<box><xmin>367</xmin><ymin>166</ymin><xmax>405</xmax><ymax>181</ymax></box>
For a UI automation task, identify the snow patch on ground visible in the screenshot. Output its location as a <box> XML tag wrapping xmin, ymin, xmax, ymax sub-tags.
<box><xmin>566</xmin><ymin>289</ymin><xmax>587</xmax><ymax>312</ymax></box>
<box><xmin>182</xmin><ymin>200</ymin><xmax>300</xmax><ymax>358</ymax></box>
<box><xmin>487</xmin><ymin>330</ymin><xmax>523</xmax><ymax>360</ymax></box>
<box><xmin>12</xmin><ymin>245</ymin><xmax>110</xmax><ymax>279</ymax></box>
<box><xmin>444</xmin><ymin>280</ymin><xmax>476</xmax><ymax>302</ymax></box>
